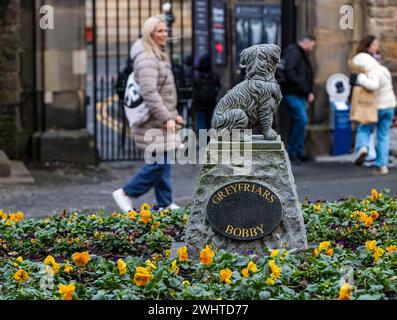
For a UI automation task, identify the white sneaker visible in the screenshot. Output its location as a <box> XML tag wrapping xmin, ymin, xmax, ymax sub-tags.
<box><xmin>372</xmin><ymin>166</ymin><xmax>389</xmax><ymax>175</ymax></box>
<box><xmin>166</xmin><ymin>203</ymin><xmax>181</xmax><ymax>210</ymax></box>
<box><xmin>112</xmin><ymin>188</ymin><xmax>133</xmax><ymax>213</ymax></box>
<box><xmin>354</xmin><ymin>146</ymin><xmax>368</xmax><ymax>166</ymax></box>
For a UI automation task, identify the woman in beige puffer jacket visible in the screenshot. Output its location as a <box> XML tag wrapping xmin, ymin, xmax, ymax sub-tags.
<box><xmin>352</xmin><ymin>35</ymin><xmax>397</xmax><ymax>175</ymax></box>
<box><xmin>112</xmin><ymin>15</ymin><xmax>183</xmax><ymax>212</ymax></box>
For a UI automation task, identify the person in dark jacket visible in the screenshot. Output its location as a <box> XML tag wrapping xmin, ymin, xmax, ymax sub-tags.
<box><xmin>192</xmin><ymin>53</ymin><xmax>221</xmax><ymax>130</ymax></box>
<box><xmin>282</xmin><ymin>35</ymin><xmax>316</xmax><ymax>164</ymax></box>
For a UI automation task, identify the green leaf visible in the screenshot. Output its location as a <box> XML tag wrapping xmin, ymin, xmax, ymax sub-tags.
<box><xmin>357</xmin><ymin>294</ymin><xmax>382</xmax><ymax>300</ymax></box>
<box><xmin>92</xmin><ymin>292</ymin><xmax>106</xmax><ymax>300</ymax></box>
<box><xmin>235</xmin><ymin>256</ymin><xmax>250</xmax><ymax>267</ymax></box>
<box><xmin>259</xmin><ymin>291</ymin><xmax>271</xmax><ymax>300</ymax></box>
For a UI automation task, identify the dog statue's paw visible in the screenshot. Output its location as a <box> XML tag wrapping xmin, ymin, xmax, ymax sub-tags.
<box><xmin>263</xmin><ymin>128</ymin><xmax>278</xmax><ymax>141</ymax></box>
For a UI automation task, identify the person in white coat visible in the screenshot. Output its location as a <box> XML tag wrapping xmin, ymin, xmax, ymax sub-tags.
<box><xmin>352</xmin><ymin>38</ymin><xmax>397</xmax><ymax>175</ymax></box>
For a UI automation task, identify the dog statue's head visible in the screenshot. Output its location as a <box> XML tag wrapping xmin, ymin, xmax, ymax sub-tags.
<box><xmin>240</xmin><ymin>44</ymin><xmax>281</xmax><ymax>79</ymax></box>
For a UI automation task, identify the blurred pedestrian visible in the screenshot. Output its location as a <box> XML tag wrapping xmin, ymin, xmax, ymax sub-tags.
<box><xmin>351</xmin><ymin>35</ymin><xmax>397</xmax><ymax>175</ymax></box>
<box><xmin>349</xmin><ymin>35</ymin><xmax>379</xmax><ymax>166</ymax></box>
<box><xmin>182</xmin><ymin>54</ymin><xmax>194</xmax><ymax>87</ymax></box>
<box><xmin>192</xmin><ymin>53</ymin><xmax>221</xmax><ymax>130</ymax></box>
<box><xmin>112</xmin><ymin>15</ymin><xmax>183</xmax><ymax>212</ymax></box>
<box><xmin>281</xmin><ymin>35</ymin><xmax>316</xmax><ymax>164</ymax></box>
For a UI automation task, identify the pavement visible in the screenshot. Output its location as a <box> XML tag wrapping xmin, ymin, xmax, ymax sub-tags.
<box><xmin>0</xmin><ymin>155</ymin><xmax>396</xmax><ymax>218</ymax></box>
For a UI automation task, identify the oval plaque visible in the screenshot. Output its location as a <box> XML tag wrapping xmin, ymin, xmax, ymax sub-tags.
<box><xmin>206</xmin><ymin>182</ymin><xmax>282</xmax><ymax>241</ymax></box>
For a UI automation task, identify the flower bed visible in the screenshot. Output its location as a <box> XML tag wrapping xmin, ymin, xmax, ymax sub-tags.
<box><xmin>0</xmin><ymin>189</ymin><xmax>396</xmax><ymax>300</ymax></box>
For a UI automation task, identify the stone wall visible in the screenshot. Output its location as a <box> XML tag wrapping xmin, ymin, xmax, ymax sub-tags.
<box><xmin>366</xmin><ymin>0</ymin><xmax>397</xmax><ymax>73</ymax></box>
<box><xmin>0</xmin><ymin>0</ymin><xmax>21</xmax><ymax>158</ymax></box>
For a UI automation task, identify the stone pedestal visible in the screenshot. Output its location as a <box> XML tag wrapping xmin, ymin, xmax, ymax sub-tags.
<box><xmin>185</xmin><ymin>135</ymin><xmax>307</xmax><ymax>257</ymax></box>
<box><xmin>33</xmin><ymin>130</ymin><xmax>97</xmax><ymax>164</ymax></box>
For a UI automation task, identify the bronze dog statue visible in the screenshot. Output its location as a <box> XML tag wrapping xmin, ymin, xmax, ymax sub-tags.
<box><xmin>211</xmin><ymin>44</ymin><xmax>282</xmax><ymax>140</ymax></box>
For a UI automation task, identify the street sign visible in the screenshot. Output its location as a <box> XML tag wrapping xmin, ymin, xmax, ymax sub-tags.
<box><xmin>194</xmin><ymin>0</ymin><xmax>210</xmax><ymax>57</ymax></box>
<box><xmin>211</xmin><ymin>0</ymin><xmax>227</xmax><ymax>65</ymax></box>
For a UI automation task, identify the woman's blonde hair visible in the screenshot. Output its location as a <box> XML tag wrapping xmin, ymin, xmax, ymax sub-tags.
<box><xmin>142</xmin><ymin>15</ymin><xmax>169</xmax><ymax>62</ymax></box>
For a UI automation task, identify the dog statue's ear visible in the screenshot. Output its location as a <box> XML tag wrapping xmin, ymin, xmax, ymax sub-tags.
<box><xmin>240</xmin><ymin>48</ymin><xmax>248</xmax><ymax>68</ymax></box>
<box><xmin>262</xmin><ymin>44</ymin><xmax>281</xmax><ymax>64</ymax></box>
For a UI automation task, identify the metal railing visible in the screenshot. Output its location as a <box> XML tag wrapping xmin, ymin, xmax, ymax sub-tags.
<box><xmin>89</xmin><ymin>0</ymin><xmax>193</xmax><ymax>161</ymax></box>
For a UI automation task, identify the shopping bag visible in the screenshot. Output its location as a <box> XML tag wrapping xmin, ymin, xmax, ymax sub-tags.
<box><xmin>349</xmin><ymin>86</ymin><xmax>378</xmax><ymax>124</ymax></box>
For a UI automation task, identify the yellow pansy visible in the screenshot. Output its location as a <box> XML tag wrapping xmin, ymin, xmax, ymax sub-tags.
<box><xmin>64</xmin><ymin>261</ymin><xmax>73</xmax><ymax>274</ymax></box>
<box><xmin>133</xmin><ymin>267</ymin><xmax>153</xmax><ymax>287</ymax></box>
<box><xmin>13</xmin><ymin>269</ymin><xmax>29</xmax><ymax>283</ymax></box>
<box><xmin>199</xmin><ymin>245</ymin><xmax>215</xmax><ymax>265</ymax></box>
<box><xmin>314</xmin><ymin>202</ymin><xmax>321</xmax><ymax>212</ymax></box>
<box><xmin>110</xmin><ymin>211</ymin><xmax>119</xmax><ymax>218</ymax></box>
<box><xmin>220</xmin><ymin>269</ymin><xmax>233</xmax><ymax>284</ymax></box>
<box><xmin>151</xmin><ymin>221</ymin><xmax>161</xmax><ymax>230</ymax></box>
<box><xmin>170</xmin><ymin>260</ymin><xmax>180</xmax><ymax>275</ymax></box>
<box><xmin>72</xmin><ymin>251</ymin><xmax>90</xmax><ymax>267</ymax></box>
<box><xmin>178</xmin><ymin>246</ymin><xmax>189</xmax><ymax>262</ymax></box>
<box><xmin>318</xmin><ymin>241</ymin><xmax>331</xmax><ymax>251</ymax></box>
<box><xmin>270</xmin><ymin>250</ymin><xmax>279</xmax><ymax>258</ymax></box>
<box><xmin>314</xmin><ymin>241</ymin><xmax>333</xmax><ymax>257</ymax></box>
<box><xmin>140</xmin><ymin>210</ymin><xmax>152</xmax><ymax>224</ymax></box>
<box><xmin>59</xmin><ymin>283</ymin><xmax>75</xmax><ymax>300</ymax></box>
<box><xmin>47</xmin><ymin>262</ymin><xmax>60</xmax><ymax>275</ymax></box>
<box><xmin>338</xmin><ymin>282</ymin><xmax>352</xmax><ymax>300</ymax></box>
<box><xmin>151</xmin><ymin>253</ymin><xmax>160</xmax><ymax>264</ymax></box>
<box><xmin>140</xmin><ymin>203</ymin><xmax>151</xmax><ymax>212</ymax></box>
<box><xmin>182</xmin><ymin>280</ymin><xmax>190</xmax><ymax>288</ymax></box>
<box><xmin>8</xmin><ymin>211</ymin><xmax>23</xmax><ymax>223</ymax></box>
<box><xmin>387</xmin><ymin>245</ymin><xmax>397</xmax><ymax>255</ymax></box>
<box><xmin>373</xmin><ymin>247</ymin><xmax>385</xmax><ymax>263</ymax></box>
<box><xmin>162</xmin><ymin>209</ymin><xmax>170</xmax><ymax>215</ymax></box>
<box><xmin>44</xmin><ymin>255</ymin><xmax>56</xmax><ymax>266</ymax></box>
<box><xmin>364</xmin><ymin>217</ymin><xmax>373</xmax><ymax>228</ymax></box>
<box><xmin>266</xmin><ymin>278</ymin><xmax>275</xmax><ymax>286</ymax></box>
<box><xmin>117</xmin><ymin>259</ymin><xmax>127</xmax><ymax>275</ymax></box>
<box><xmin>126</xmin><ymin>210</ymin><xmax>137</xmax><ymax>221</ymax></box>
<box><xmin>370</xmin><ymin>189</ymin><xmax>378</xmax><ymax>201</ymax></box>
<box><xmin>347</xmin><ymin>226</ymin><xmax>353</xmax><ymax>233</ymax></box>
<box><xmin>241</xmin><ymin>268</ymin><xmax>250</xmax><ymax>278</ymax></box>
<box><xmin>14</xmin><ymin>256</ymin><xmax>24</xmax><ymax>267</ymax></box>
<box><xmin>247</xmin><ymin>261</ymin><xmax>258</xmax><ymax>273</ymax></box>
<box><xmin>145</xmin><ymin>259</ymin><xmax>157</xmax><ymax>271</ymax></box>
<box><xmin>366</xmin><ymin>240</ymin><xmax>377</xmax><ymax>252</ymax></box>
<box><xmin>268</xmin><ymin>260</ymin><xmax>281</xmax><ymax>279</ymax></box>
<box><xmin>358</xmin><ymin>213</ymin><xmax>368</xmax><ymax>223</ymax></box>
<box><xmin>370</xmin><ymin>211</ymin><xmax>379</xmax><ymax>220</ymax></box>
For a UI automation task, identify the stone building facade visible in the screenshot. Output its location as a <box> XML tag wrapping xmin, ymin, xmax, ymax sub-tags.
<box><xmin>298</xmin><ymin>0</ymin><xmax>397</xmax><ymax>155</ymax></box>
<box><xmin>0</xmin><ymin>0</ymin><xmax>21</xmax><ymax>159</ymax></box>
<box><xmin>1</xmin><ymin>0</ymin><xmax>95</xmax><ymax>163</ymax></box>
